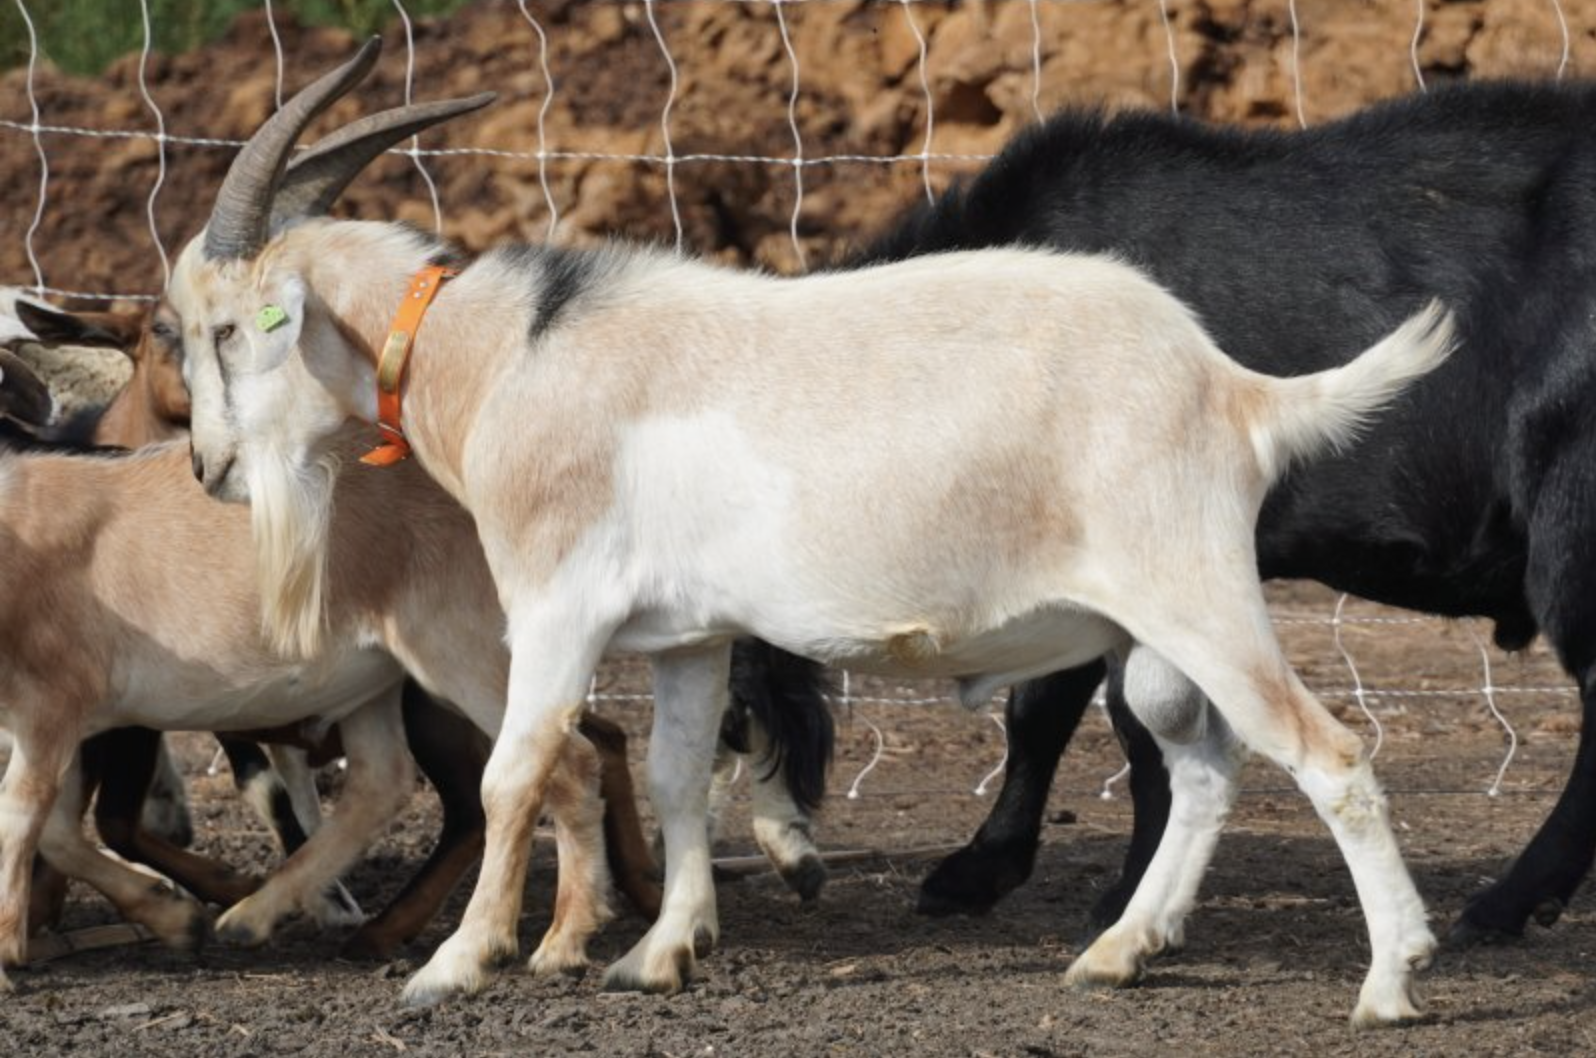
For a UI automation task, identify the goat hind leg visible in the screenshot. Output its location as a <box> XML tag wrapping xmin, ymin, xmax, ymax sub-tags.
<box><xmin>91</xmin><ymin>726</ymin><xmax>257</xmax><ymax>908</ymax></box>
<box><xmin>0</xmin><ymin>727</ymin><xmax>76</xmax><ymax>986</ymax></box>
<box><xmin>1086</xmin><ymin>683</ymin><xmax>1172</xmax><ymax>939</ymax></box>
<box><xmin>582</xmin><ymin>714</ymin><xmax>661</xmax><ymax>920</ymax></box>
<box><xmin>1454</xmin><ymin>492</ymin><xmax>1596</xmax><ymax>944</ymax></box>
<box><xmin>527</xmin><ymin>731</ymin><xmax>614</xmax><ymax>976</ymax></box>
<box><xmin>1068</xmin><ymin>650</ymin><xmax>1239</xmax><ymax>989</ymax></box>
<box><xmin>344</xmin><ymin>685</ymin><xmax>488</xmax><ymax>960</ymax></box>
<box><xmin>746</xmin><ymin>712</ymin><xmax>825</xmax><ymax>903</ymax></box>
<box><xmin>1127</xmin><ymin>605</ymin><xmax>1432</xmax><ymax>1029</ymax></box>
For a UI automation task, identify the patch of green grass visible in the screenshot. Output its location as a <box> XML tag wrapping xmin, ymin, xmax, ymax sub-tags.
<box><xmin>0</xmin><ymin>0</ymin><xmax>472</xmax><ymax>76</ymax></box>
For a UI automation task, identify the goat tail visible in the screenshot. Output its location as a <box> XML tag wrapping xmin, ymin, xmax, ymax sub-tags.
<box><xmin>1246</xmin><ymin>299</ymin><xmax>1456</xmax><ymax>483</ymax></box>
<box><xmin>726</xmin><ymin>639</ymin><xmax>835</xmax><ymax>814</ymax></box>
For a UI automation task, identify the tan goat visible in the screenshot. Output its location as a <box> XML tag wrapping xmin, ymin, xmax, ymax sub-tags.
<box><xmin>171</xmin><ymin>43</ymin><xmax>1454</xmax><ymax>1026</ymax></box>
<box><xmin>0</xmin><ymin>434</ymin><xmax>612</xmax><ymax>993</ymax></box>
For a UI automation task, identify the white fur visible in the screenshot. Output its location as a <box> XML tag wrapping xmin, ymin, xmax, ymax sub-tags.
<box><xmin>171</xmin><ymin>220</ymin><xmax>1451</xmax><ymax>1023</ymax></box>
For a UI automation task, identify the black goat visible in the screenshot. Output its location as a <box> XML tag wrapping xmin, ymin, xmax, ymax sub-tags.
<box><xmin>860</xmin><ymin>81</ymin><xmax>1596</xmax><ymax>945</ymax></box>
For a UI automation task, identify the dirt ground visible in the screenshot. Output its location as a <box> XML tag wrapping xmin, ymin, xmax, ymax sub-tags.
<box><xmin>4</xmin><ymin>584</ymin><xmax>1592</xmax><ymax>1057</ymax></box>
<box><xmin>4</xmin><ymin>1</ymin><xmax>1596</xmax><ymax>1055</ymax></box>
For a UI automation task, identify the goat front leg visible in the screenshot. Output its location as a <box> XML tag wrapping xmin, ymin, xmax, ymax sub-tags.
<box><xmin>37</xmin><ymin>758</ymin><xmax>208</xmax><ymax>955</ymax></box>
<box><xmin>401</xmin><ymin>605</ymin><xmax>613</xmax><ymax>1008</ymax></box>
<box><xmin>604</xmin><ymin>643</ymin><xmax>731</xmax><ymax>994</ymax></box>
<box><xmin>214</xmin><ymin>690</ymin><xmax>411</xmax><ymax>946</ymax></box>
<box><xmin>87</xmin><ymin>726</ymin><xmax>258</xmax><ymax>908</ymax></box>
<box><xmin>0</xmin><ymin>721</ymin><xmax>76</xmax><ymax>990</ymax></box>
<box><xmin>260</xmin><ymin>743</ymin><xmax>364</xmax><ymax>929</ymax></box>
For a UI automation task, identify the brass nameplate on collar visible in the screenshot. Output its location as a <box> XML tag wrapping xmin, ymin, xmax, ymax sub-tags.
<box><xmin>376</xmin><ymin>330</ymin><xmax>410</xmax><ymax>393</ymax></box>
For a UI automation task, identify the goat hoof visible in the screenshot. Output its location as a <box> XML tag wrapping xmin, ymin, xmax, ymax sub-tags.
<box><xmin>1532</xmin><ymin>897</ymin><xmax>1565</xmax><ymax>928</ymax></box>
<box><xmin>780</xmin><ymin>854</ymin><xmax>827</xmax><ymax>903</ymax></box>
<box><xmin>1445</xmin><ymin>911</ymin><xmax>1522</xmax><ymax>949</ymax></box>
<box><xmin>399</xmin><ymin>976</ymin><xmax>464</xmax><ymax>1010</ymax></box>
<box><xmin>214</xmin><ymin>923</ymin><xmax>265</xmax><ymax>948</ymax></box>
<box><xmin>140</xmin><ymin>891</ymin><xmax>209</xmax><ymax>953</ymax></box>
<box><xmin>1063</xmin><ymin>958</ymin><xmax>1144</xmax><ymax>991</ymax></box>
<box><xmin>602</xmin><ymin>963</ymin><xmax>685</xmax><ymax>995</ymax></box>
<box><xmin>401</xmin><ymin>945</ymin><xmax>494</xmax><ymax>1009</ymax></box>
<box><xmin>916</xmin><ymin>840</ymin><xmax>1032</xmax><ymax>917</ymax></box>
<box><xmin>341</xmin><ymin>928</ymin><xmax>399</xmax><ymax>962</ymax></box>
<box><xmin>603</xmin><ymin>943</ymin><xmax>694</xmax><ymax>995</ymax></box>
<box><xmin>1064</xmin><ymin>930</ymin><xmax>1147</xmax><ymax>991</ymax></box>
<box><xmin>307</xmin><ymin>882</ymin><xmax>366</xmax><ymax>931</ymax></box>
<box><xmin>527</xmin><ymin>942</ymin><xmax>589</xmax><ymax>979</ymax></box>
<box><xmin>1350</xmin><ymin>982</ymin><xmax>1426</xmax><ymax>1029</ymax></box>
<box><xmin>181</xmin><ymin>910</ymin><xmax>210</xmax><ymax>954</ymax></box>
<box><xmin>213</xmin><ymin>909</ymin><xmax>269</xmax><ymax>949</ymax></box>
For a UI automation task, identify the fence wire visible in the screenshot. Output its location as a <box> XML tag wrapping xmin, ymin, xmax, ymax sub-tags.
<box><xmin>1</xmin><ymin>0</ymin><xmax>1584</xmax><ymax>807</ymax></box>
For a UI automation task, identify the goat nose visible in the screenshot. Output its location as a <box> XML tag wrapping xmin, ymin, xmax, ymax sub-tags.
<box><xmin>191</xmin><ymin>451</ymin><xmax>205</xmax><ymax>482</ymax></box>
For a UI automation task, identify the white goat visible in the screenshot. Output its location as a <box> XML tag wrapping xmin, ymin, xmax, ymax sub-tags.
<box><xmin>0</xmin><ymin>435</ymin><xmax>613</xmax><ymax>994</ymax></box>
<box><xmin>170</xmin><ymin>43</ymin><xmax>1454</xmax><ymax>1026</ymax></box>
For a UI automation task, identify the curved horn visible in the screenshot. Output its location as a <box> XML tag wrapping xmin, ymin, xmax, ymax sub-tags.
<box><xmin>203</xmin><ymin>37</ymin><xmax>383</xmax><ymax>262</ymax></box>
<box><xmin>271</xmin><ymin>92</ymin><xmax>496</xmax><ymax>227</ymax></box>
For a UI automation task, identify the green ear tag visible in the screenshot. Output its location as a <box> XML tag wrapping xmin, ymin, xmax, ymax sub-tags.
<box><xmin>256</xmin><ymin>304</ymin><xmax>289</xmax><ymax>332</ymax></box>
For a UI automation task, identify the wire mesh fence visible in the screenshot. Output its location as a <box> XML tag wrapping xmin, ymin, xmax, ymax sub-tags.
<box><xmin>1</xmin><ymin>0</ymin><xmax>1585</xmax><ymax>807</ymax></box>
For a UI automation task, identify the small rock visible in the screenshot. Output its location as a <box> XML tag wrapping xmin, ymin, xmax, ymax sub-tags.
<box><xmin>99</xmin><ymin>1002</ymin><xmax>152</xmax><ymax>1020</ymax></box>
<box><xmin>1048</xmin><ymin>809</ymin><xmax>1078</xmax><ymax>825</ymax></box>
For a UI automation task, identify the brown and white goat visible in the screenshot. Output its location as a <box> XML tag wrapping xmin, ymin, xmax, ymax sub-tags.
<box><xmin>168</xmin><ymin>43</ymin><xmax>1455</xmax><ymax>1026</ymax></box>
<box><xmin>5</xmin><ymin>301</ymin><xmax>367</xmax><ymax>928</ymax></box>
<box><xmin>0</xmin><ymin>433</ymin><xmax>618</xmax><ymax>994</ymax></box>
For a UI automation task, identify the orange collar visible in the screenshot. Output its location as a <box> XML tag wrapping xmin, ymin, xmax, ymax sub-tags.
<box><xmin>361</xmin><ymin>264</ymin><xmax>458</xmax><ymax>467</ymax></box>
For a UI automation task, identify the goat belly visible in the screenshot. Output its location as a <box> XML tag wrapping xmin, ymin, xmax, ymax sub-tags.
<box><xmin>800</xmin><ymin>605</ymin><xmax>1125</xmax><ymax>703</ymax></box>
<box><xmin>104</xmin><ymin>647</ymin><xmax>403</xmax><ymax>734</ymax></box>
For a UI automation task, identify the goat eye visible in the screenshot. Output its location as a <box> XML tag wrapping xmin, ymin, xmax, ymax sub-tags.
<box><xmin>212</xmin><ymin>323</ymin><xmax>236</xmax><ymax>345</ymax></box>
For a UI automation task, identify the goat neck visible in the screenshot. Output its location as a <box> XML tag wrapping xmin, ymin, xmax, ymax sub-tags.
<box><xmin>297</xmin><ymin>222</ymin><xmax>492</xmax><ymax>500</ymax></box>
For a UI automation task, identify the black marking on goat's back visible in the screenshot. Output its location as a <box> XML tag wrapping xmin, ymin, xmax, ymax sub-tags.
<box><xmin>496</xmin><ymin>244</ymin><xmax>600</xmax><ymax>341</ymax></box>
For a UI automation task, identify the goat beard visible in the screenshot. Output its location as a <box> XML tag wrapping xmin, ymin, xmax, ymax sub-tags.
<box><xmin>247</xmin><ymin>449</ymin><xmax>336</xmax><ymax>660</ymax></box>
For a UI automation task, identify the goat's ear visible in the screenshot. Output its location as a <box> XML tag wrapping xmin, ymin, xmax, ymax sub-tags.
<box><xmin>0</xmin><ymin>349</ymin><xmax>54</xmax><ymax>426</ymax></box>
<box><xmin>13</xmin><ymin>301</ymin><xmax>139</xmax><ymax>350</ymax></box>
<box><xmin>246</xmin><ymin>274</ymin><xmax>308</xmax><ymax>372</ymax></box>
